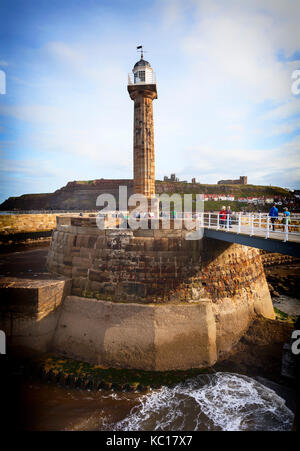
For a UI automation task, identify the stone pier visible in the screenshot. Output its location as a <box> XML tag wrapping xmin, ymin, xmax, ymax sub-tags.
<box><xmin>44</xmin><ymin>216</ymin><xmax>275</xmax><ymax>370</ymax></box>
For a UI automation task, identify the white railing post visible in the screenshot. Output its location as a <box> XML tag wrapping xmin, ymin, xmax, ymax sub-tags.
<box><xmin>208</xmin><ymin>212</ymin><xmax>211</xmax><ymax>229</ymax></box>
<box><xmin>217</xmin><ymin>212</ymin><xmax>220</xmax><ymax>230</ymax></box>
<box><xmin>266</xmin><ymin>216</ymin><xmax>270</xmax><ymax>239</ymax></box>
<box><xmin>259</xmin><ymin>213</ymin><xmax>262</xmax><ymax>230</ymax></box>
<box><xmin>284</xmin><ymin>221</ymin><xmax>288</xmax><ymax>242</ymax></box>
<box><xmin>226</xmin><ymin>213</ymin><xmax>229</xmax><ymax>231</ymax></box>
<box><xmin>238</xmin><ymin>213</ymin><xmax>241</xmax><ymax>234</ymax></box>
<box><xmin>250</xmin><ymin>214</ymin><xmax>254</xmax><ymax>236</ymax></box>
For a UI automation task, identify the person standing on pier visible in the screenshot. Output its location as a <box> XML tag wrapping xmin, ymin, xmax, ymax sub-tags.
<box><xmin>282</xmin><ymin>207</ymin><xmax>290</xmax><ymax>224</ymax></box>
<box><xmin>282</xmin><ymin>207</ymin><xmax>290</xmax><ymax>232</ymax></box>
<box><xmin>219</xmin><ymin>206</ymin><xmax>226</xmax><ymax>228</ymax></box>
<box><xmin>268</xmin><ymin>204</ymin><xmax>278</xmax><ymax>231</ymax></box>
<box><xmin>226</xmin><ymin>206</ymin><xmax>232</xmax><ymax>228</ymax></box>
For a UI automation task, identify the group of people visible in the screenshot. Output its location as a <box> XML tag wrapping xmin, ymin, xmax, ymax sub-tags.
<box><xmin>97</xmin><ymin>206</ymin><xmax>291</xmax><ymax>232</ymax></box>
<box><xmin>219</xmin><ymin>206</ymin><xmax>232</xmax><ymax>228</ymax></box>
<box><xmin>217</xmin><ymin>204</ymin><xmax>291</xmax><ymax>231</ymax></box>
<box><xmin>268</xmin><ymin>205</ymin><xmax>290</xmax><ymax>231</ymax></box>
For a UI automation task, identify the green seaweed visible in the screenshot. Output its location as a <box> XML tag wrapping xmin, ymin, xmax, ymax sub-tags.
<box><xmin>274</xmin><ymin>307</ymin><xmax>297</xmax><ymax>324</ymax></box>
<box><xmin>31</xmin><ymin>353</ymin><xmax>211</xmax><ymax>391</ymax></box>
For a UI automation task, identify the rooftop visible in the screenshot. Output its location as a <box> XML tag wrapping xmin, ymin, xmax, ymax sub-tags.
<box><xmin>134</xmin><ymin>58</ymin><xmax>151</xmax><ymax>69</ymax></box>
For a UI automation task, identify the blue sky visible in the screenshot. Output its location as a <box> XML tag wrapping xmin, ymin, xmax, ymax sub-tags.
<box><xmin>0</xmin><ymin>0</ymin><xmax>299</xmax><ymax>203</ymax></box>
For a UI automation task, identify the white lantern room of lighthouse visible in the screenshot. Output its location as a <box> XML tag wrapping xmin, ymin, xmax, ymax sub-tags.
<box><xmin>128</xmin><ymin>57</ymin><xmax>156</xmax><ymax>85</ymax></box>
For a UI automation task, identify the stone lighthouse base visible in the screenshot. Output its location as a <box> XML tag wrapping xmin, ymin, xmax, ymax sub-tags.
<box><xmin>44</xmin><ymin>216</ymin><xmax>275</xmax><ymax>370</ymax></box>
<box><xmin>52</xmin><ymin>296</ymin><xmax>217</xmax><ymax>371</ymax></box>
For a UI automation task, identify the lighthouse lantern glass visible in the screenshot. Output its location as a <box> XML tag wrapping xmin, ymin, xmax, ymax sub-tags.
<box><xmin>134</xmin><ymin>70</ymin><xmax>145</xmax><ymax>83</ymax></box>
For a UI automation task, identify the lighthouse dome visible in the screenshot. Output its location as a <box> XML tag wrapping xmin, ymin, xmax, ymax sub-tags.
<box><xmin>128</xmin><ymin>52</ymin><xmax>156</xmax><ymax>85</ymax></box>
<box><xmin>134</xmin><ymin>58</ymin><xmax>151</xmax><ymax>69</ymax></box>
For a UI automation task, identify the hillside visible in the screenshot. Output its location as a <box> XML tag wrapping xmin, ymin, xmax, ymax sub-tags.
<box><xmin>156</xmin><ymin>181</ymin><xmax>291</xmax><ymax>197</ymax></box>
<box><xmin>0</xmin><ymin>179</ymin><xmax>292</xmax><ymax>211</ymax></box>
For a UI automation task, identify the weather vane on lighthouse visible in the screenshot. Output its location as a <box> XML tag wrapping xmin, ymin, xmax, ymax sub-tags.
<box><xmin>136</xmin><ymin>45</ymin><xmax>148</xmax><ymax>60</ymax></box>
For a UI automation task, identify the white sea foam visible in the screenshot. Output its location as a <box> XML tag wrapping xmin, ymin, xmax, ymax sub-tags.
<box><xmin>101</xmin><ymin>392</ymin><xmax>131</xmax><ymax>401</ymax></box>
<box><xmin>112</xmin><ymin>373</ymin><xmax>294</xmax><ymax>431</ymax></box>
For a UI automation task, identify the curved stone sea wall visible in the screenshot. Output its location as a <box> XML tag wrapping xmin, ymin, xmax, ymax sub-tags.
<box><xmin>46</xmin><ymin>216</ymin><xmax>275</xmax><ymax>370</ymax></box>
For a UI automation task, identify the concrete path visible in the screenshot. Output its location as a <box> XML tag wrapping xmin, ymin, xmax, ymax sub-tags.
<box><xmin>0</xmin><ymin>248</ymin><xmax>48</xmax><ymax>277</ymax></box>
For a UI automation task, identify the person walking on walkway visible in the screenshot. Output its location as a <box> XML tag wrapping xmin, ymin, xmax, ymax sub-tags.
<box><xmin>282</xmin><ymin>207</ymin><xmax>290</xmax><ymax>230</ymax></box>
<box><xmin>268</xmin><ymin>204</ymin><xmax>278</xmax><ymax>231</ymax></box>
<box><xmin>283</xmin><ymin>207</ymin><xmax>290</xmax><ymax>222</ymax></box>
<box><xmin>219</xmin><ymin>206</ymin><xmax>226</xmax><ymax>228</ymax></box>
<box><xmin>226</xmin><ymin>206</ymin><xmax>232</xmax><ymax>228</ymax></box>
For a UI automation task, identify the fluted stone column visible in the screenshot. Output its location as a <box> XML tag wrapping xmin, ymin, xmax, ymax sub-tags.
<box><xmin>128</xmin><ymin>84</ymin><xmax>157</xmax><ymax>201</ymax></box>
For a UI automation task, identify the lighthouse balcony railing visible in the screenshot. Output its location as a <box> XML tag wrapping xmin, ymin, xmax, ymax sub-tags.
<box><xmin>128</xmin><ymin>72</ymin><xmax>157</xmax><ymax>85</ymax></box>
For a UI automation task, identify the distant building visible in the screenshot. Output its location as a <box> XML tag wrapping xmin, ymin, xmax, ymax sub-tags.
<box><xmin>217</xmin><ymin>176</ymin><xmax>247</xmax><ymax>185</ymax></box>
<box><xmin>219</xmin><ymin>195</ymin><xmax>235</xmax><ymax>201</ymax></box>
<box><xmin>247</xmin><ymin>197</ymin><xmax>258</xmax><ymax>204</ymax></box>
<box><xmin>163</xmin><ymin>173</ymin><xmax>179</xmax><ymax>182</ymax></box>
<box><xmin>265</xmin><ymin>198</ymin><xmax>274</xmax><ymax>204</ymax></box>
<box><xmin>163</xmin><ymin>174</ymin><xmax>196</xmax><ymax>184</ymax></box>
<box><xmin>204</xmin><ymin>194</ymin><xmax>235</xmax><ymax>202</ymax></box>
<box><xmin>204</xmin><ymin>194</ymin><xmax>219</xmax><ymax>201</ymax></box>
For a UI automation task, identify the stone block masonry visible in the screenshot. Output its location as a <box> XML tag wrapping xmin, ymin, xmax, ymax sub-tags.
<box><xmin>0</xmin><ymin>275</ymin><xmax>71</xmax><ymax>353</ymax></box>
<box><xmin>0</xmin><ymin>214</ymin><xmax>58</xmax><ymax>235</ymax></box>
<box><xmin>47</xmin><ymin>217</ymin><xmax>273</xmax><ymax>309</ymax></box>
<box><xmin>128</xmin><ymin>84</ymin><xmax>157</xmax><ymax>200</ymax></box>
<box><xmin>0</xmin><ymin>213</ymin><xmax>98</xmax><ymax>236</ymax></box>
<box><xmin>0</xmin><ymin>213</ymin><xmax>98</xmax><ymax>243</ymax></box>
<box><xmin>44</xmin><ymin>215</ymin><xmax>275</xmax><ymax>369</ymax></box>
<box><xmin>53</xmin><ymin>296</ymin><xmax>217</xmax><ymax>371</ymax></box>
<box><xmin>260</xmin><ymin>251</ymin><xmax>299</xmax><ymax>267</ymax></box>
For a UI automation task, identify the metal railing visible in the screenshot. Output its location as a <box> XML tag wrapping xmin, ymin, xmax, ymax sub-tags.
<box><xmin>199</xmin><ymin>212</ymin><xmax>300</xmax><ymax>242</ymax></box>
<box><xmin>94</xmin><ymin>210</ymin><xmax>300</xmax><ymax>243</ymax></box>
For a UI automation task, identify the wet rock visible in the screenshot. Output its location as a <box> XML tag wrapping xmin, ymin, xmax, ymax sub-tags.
<box><xmin>281</xmin><ymin>343</ymin><xmax>296</xmax><ymax>380</ymax></box>
<box><xmin>101</xmin><ymin>381</ymin><xmax>112</xmax><ymax>390</ymax></box>
<box><xmin>111</xmin><ymin>383</ymin><xmax>123</xmax><ymax>391</ymax></box>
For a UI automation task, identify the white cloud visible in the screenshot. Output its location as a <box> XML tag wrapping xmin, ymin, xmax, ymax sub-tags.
<box><xmin>262</xmin><ymin>99</ymin><xmax>300</xmax><ymax>121</ymax></box>
<box><xmin>1</xmin><ymin>0</ymin><xmax>300</xmax><ymax>203</ymax></box>
<box><xmin>176</xmin><ymin>133</ymin><xmax>300</xmax><ymax>187</ymax></box>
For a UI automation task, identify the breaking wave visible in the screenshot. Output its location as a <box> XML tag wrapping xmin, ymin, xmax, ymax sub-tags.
<box><xmin>112</xmin><ymin>373</ymin><xmax>294</xmax><ymax>431</ymax></box>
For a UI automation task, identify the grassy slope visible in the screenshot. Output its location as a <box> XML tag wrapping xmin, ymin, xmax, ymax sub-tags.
<box><xmin>155</xmin><ymin>182</ymin><xmax>292</xmax><ymax>212</ymax></box>
<box><xmin>156</xmin><ymin>181</ymin><xmax>291</xmax><ymax>197</ymax></box>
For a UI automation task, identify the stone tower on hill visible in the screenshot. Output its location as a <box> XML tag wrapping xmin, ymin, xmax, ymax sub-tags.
<box><xmin>127</xmin><ymin>48</ymin><xmax>157</xmax><ymax>204</ymax></box>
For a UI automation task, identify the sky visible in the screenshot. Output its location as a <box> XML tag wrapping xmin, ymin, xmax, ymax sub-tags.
<box><xmin>0</xmin><ymin>0</ymin><xmax>299</xmax><ymax>203</ymax></box>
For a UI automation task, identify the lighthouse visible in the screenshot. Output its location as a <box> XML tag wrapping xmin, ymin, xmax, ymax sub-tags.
<box><xmin>128</xmin><ymin>47</ymin><xmax>157</xmax><ymax>210</ymax></box>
